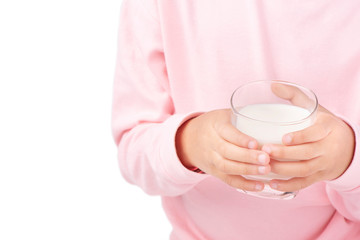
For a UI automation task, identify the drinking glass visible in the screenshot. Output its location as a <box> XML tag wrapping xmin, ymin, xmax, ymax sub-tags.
<box><xmin>230</xmin><ymin>80</ymin><xmax>318</xmax><ymax>200</ymax></box>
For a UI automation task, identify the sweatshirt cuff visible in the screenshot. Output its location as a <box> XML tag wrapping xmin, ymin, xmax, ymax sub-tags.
<box><xmin>159</xmin><ymin>112</ymin><xmax>209</xmax><ymax>185</ymax></box>
<box><xmin>326</xmin><ymin>117</ymin><xmax>360</xmax><ymax>192</ymax></box>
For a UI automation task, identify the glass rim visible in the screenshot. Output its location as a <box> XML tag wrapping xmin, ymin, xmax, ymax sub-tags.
<box><xmin>230</xmin><ymin>80</ymin><xmax>319</xmax><ymax>126</ymax></box>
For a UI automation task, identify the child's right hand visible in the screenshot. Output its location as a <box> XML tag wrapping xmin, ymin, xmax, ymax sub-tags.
<box><xmin>175</xmin><ymin>109</ymin><xmax>271</xmax><ymax>192</ymax></box>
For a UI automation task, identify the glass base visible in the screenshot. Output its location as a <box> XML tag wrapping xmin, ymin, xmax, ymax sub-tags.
<box><xmin>238</xmin><ymin>184</ymin><xmax>297</xmax><ymax>200</ymax></box>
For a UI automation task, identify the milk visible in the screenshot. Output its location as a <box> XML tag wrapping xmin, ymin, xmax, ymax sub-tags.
<box><xmin>235</xmin><ymin>103</ymin><xmax>313</xmax><ymax>181</ymax></box>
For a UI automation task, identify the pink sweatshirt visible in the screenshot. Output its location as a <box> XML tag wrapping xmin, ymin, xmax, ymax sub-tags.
<box><xmin>112</xmin><ymin>1</ymin><xmax>360</xmax><ymax>239</ymax></box>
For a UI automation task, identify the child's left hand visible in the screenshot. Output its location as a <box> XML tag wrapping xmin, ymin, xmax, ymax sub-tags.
<box><xmin>262</xmin><ymin>105</ymin><xmax>355</xmax><ymax>192</ymax></box>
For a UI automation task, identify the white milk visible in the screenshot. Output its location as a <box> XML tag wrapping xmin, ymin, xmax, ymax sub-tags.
<box><xmin>235</xmin><ymin>103</ymin><xmax>313</xmax><ymax>181</ymax></box>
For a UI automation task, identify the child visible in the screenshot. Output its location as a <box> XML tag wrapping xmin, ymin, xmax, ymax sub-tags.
<box><xmin>112</xmin><ymin>1</ymin><xmax>360</xmax><ymax>239</ymax></box>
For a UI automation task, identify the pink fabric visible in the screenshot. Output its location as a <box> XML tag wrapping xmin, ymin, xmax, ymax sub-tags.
<box><xmin>112</xmin><ymin>1</ymin><xmax>360</xmax><ymax>239</ymax></box>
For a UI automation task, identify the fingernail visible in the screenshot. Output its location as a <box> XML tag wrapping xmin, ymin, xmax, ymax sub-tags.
<box><xmin>258</xmin><ymin>166</ymin><xmax>267</xmax><ymax>174</ymax></box>
<box><xmin>270</xmin><ymin>182</ymin><xmax>278</xmax><ymax>189</ymax></box>
<box><xmin>255</xmin><ymin>183</ymin><xmax>263</xmax><ymax>191</ymax></box>
<box><xmin>248</xmin><ymin>140</ymin><xmax>256</xmax><ymax>149</ymax></box>
<box><xmin>283</xmin><ymin>134</ymin><xmax>292</xmax><ymax>145</ymax></box>
<box><xmin>258</xmin><ymin>154</ymin><xmax>267</xmax><ymax>164</ymax></box>
<box><xmin>262</xmin><ymin>145</ymin><xmax>272</xmax><ymax>154</ymax></box>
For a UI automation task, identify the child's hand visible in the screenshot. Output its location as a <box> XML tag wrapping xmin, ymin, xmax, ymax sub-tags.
<box><xmin>263</xmin><ymin>105</ymin><xmax>355</xmax><ymax>192</ymax></box>
<box><xmin>176</xmin><ymin>109</ymin><xmax>271</xmax><ymax>192</ymax></box>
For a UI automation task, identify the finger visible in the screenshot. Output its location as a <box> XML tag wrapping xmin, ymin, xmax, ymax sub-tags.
<box><xmin>271</xmin><ymin>82</ymin><xmax>317</xmax><ymax>112</ymax></box>
<box><xmin>270</xmin><ymin>81</ymin><xmax>317</xmax><ymax>110</ymax></box>
<box><xmin>282</xmin><ymin>121</ymin><xmax>331</xmax><ymax>145</ymax></box>
<box><xmin>269</xmin><ymin>157</ymin><xmax>324</xmax><ymax>177</ymax></box>
<box><xmin>216</xmin><ymin>122</ymin><xmax>258</xmax><ymax>149</ymax></box>
<box><xmin>212</xmin><ymin>170</ymin><xmax>265</xmax><ymax>192</ymax></box>
<box><xmin>262</xmin><ymin>142</ymin><xmax>323</xmax><ymax>161</ymax></box>
<box><xmin>269</xmin><ymin>173</ymin><xmax>323</xmax><ymax>192</ymax></box>
<box><xmin>216</xmin><ymin>140</ymin><xmax>270</xmax><ymax>165</ymax></box>
<box><xmin>212</xmin><ymin>154</ymin><xmax>271</xmax><ymax>175</ymax></box>
<box><xmin>317</xmin><ymin>104</ymin><xmax>332</xmax><ymax>115</ymax></box>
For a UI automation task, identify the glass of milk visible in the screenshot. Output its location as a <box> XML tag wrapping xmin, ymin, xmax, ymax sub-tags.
<box><xmin>230</xmin><ymin>80</ymin><xmax>318</xmax><ymax>200</ymax></box>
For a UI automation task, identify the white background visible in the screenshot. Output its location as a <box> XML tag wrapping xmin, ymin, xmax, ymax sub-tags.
<box><xmin>0</xmin><ymin>0</ymin><xmax>172</xmax><ymax>239</ymax></box>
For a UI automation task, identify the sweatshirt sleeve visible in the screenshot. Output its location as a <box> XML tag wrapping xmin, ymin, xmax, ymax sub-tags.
<box><xmin>325</xmin><ymin>119</ymin><xmax>360</xmax><ymax>222</ymax></box>
<box><xmin>111</xmin><ymin>0</ymin><xmax>208</xmax><ymax>196</ymax></box>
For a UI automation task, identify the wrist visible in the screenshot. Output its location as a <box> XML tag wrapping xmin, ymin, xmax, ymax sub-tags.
<box><xmin>175</xmin><ymin>117</ymin><xmax>197</xmax><ymax>170</ymax></box>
